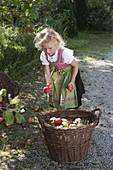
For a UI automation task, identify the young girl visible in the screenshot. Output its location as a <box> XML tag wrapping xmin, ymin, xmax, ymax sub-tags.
<box><xmin>34</xmin><ymin>27</ymin><xmax>85</xmax><ymax>109</ymax></box>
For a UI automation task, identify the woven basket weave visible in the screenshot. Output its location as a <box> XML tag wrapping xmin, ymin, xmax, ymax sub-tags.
<box><xmin>36</xmin><ymin>109</ymin><xmax>101</xmax><ymax>163</ymax></box>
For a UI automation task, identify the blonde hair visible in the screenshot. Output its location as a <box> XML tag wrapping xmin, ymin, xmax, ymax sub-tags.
<box><xmin>34</xmin><ymin>27</ymin><xmax>66</xmax><ymax>50</ymax></box>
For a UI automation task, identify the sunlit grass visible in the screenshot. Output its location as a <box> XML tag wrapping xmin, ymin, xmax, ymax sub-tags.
<box><xmin>81</xmin><ymin>56</ymin><xmax>97</xmax><ymax>62</ymax></box>
<box><xmin>67</xmin><ymin>31</ymin><xmax>113</xmax><ymax>59</ymax></box>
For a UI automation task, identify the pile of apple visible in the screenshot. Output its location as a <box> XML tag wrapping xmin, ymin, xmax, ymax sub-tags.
<box><xmin>49</xmin><ymin>117</ymin><xmax>86</xmax><ymax>128</ymax></box>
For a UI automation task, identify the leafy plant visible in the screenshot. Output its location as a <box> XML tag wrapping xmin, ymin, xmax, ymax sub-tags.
<box><xmin>87</xmin><ymin>4</ymin><xmax>113</xmax><ymax>31</ymax></box>
<box><xmin>0</xmin><ymin>88</ymin><xmax>25</xmax><ymax>126</ymax></box>
<box><xmin>0</xmin><ymin>26</ymin><xmax>40</xmax><ymax>80</ymax></box>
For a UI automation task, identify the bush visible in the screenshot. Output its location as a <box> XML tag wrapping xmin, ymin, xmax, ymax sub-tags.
<box><xmin>87</xmin><ymin>4</ymin><xmax>113</xmax><ymax>31</ymax></box>
<box><xmin>55</xmin><ymin>1</ymin><xmax>78</xmax><ymax>38</ymax></box>
<box><xmin>0</xmin><ymin>26</ymin><xmax>41</xmax><ymax>79</ymax></box>
<box><xmin>52</xmin><ymin>9</ymin><xmax>78</xmax><ymax>38</ymax></box>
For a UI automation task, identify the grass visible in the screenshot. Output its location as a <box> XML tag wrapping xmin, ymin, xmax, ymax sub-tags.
<box><xmin>67</xmin><ymin>31</ymin><xmax>113</xmax><ymax>60</ymax></box>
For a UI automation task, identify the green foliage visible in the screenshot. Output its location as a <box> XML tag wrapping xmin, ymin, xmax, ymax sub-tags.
<box><xmin>36</xmin><ymin>0</ymin><xmax>78</xmax><ymax>38</ymax></box>
<box><xmin>0</xmin><ymin>26</ymin><xmax>8</xmax><ymax>62</ymax></box>
<box><xmin>15</xmin><ymin>112</ymin><xmax>25</xmax><ymax>124</ymax></box>
<box><xmin>0</xmin><ymin>27</ymin><xmax>8</xmax><ymax>46</ymax></box>
<box><xmin>0</xmin><ymin>0</ymin><xmax>47</xmax><ymax>79</ymax></box>
<box><xmin>87</xmin><ymin>4</ymin><xmax>113</xmax><ymax>31</ymax></box>
<box><xmin>0</xmin><ymin>0</ymin><xmax>39</xmax><ymax>30</ymax></box>
<box><xmin>3</xmin><ymin>110</ymin><xmax>14</xmax><ymax>126</ymax></box>
<box><xmin>53</xmin><ymin>9</ymin><xmax>78</xmax><ymax>38</ymax></box>
<box><xmin>52</xmin><ymin>1</ymin><xmax>78</xmax><ymax>38</ymax></box>
<box><xmin>0</xmin><ymin>88</ymin><xmax>25</xmax><ymax>126</ymax></box>
<box><xmin>0</xmin><ymin>26</ymin><xmax>40</xmax><ymax>79</ymax></box>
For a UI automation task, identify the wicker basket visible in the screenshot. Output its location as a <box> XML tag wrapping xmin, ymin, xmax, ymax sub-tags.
<box><xmin>36</xmin><ymin>109</ymin><xmax>101</xmax><ymax>163</ymax></box>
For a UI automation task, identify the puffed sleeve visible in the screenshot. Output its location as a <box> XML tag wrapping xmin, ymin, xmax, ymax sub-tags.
<box><xmin>40</xmin><ymin>51</ymin><xmax>49</xmax><ymax>65</ymax></box>
<box><xmin>62</xmin><ymin>47</ymin><xmax>75</xmax><ymax>64</ymax></box>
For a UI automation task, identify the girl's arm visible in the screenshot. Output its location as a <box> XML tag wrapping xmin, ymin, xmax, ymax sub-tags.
<box><xmin>44</xmin><ymin>65</ymin><xmax>51</xmax><ymax>85</ymax></box>
<box><xmin>69</xmin><ymin>58</ymin><xmax>78</xmax><ymax>85</ymax></box>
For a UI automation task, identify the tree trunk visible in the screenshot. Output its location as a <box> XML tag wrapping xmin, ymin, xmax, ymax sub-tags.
<box><xmin>70</xmin><ymin>0</ymin><xmax>88</xmax><ymax>30</ymax></box>
<box><xmin>57</xmin><ymin>0</ymin><xmax>79</xmax><ymax>37</ymax></box>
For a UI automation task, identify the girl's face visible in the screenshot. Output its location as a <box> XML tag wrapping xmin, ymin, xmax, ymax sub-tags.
<box><xmin>42</xmin><ymin>40</ymin><xmax>59</xmax><ymax>56</ymax></box>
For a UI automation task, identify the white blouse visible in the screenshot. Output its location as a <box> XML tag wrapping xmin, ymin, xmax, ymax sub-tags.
<box><xmin>40</xmin><ymin>47</ymin><xmax>74</xmax><ymax>65</ymax></box>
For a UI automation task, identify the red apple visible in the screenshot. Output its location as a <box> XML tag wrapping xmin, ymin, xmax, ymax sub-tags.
<box><xmin>66</xmin><ymin>84</ymin><xmax>73</xmax><ymax>92</ymax></box>
<box><xmin>54</xmin><ymin>117</ymin><xmax>62</xmax><ymax>126</ymax></box>
<box><xmin>43</xmin><ymin>86</ymin><xmax>51</xmax><ymax>94</ymax></box>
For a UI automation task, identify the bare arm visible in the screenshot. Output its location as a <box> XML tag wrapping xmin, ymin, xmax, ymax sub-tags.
<box><xmin>44</xmin><ymin>65</ymin><xmax>51</xmax><ymax>85</ymax></box>
<box><xmin>69</xmin><ymin>58</ymin><xmax>78</xmax><ymax>85</ymax></box>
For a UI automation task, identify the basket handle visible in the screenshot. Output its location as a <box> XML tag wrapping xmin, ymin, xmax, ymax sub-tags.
<box><xmin>91</xmin><ymin>108</ymin><xmax>101</xmax><ymax>124</ymax></box>
<box><xmin>35</xmin><ymin>112</ymin><xmax>46</xmax><ymax>128</ymax></box>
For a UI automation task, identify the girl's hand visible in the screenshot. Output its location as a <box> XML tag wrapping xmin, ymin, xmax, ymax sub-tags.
<box><xmin>46</xmin><ymin>83</ymin><xmax>53</xmax><ymax>90</ymax></box>
<box><xmin>43</xmin><ymin>83</ymin><xmax>53</xmax><ymax>94</ymax></box>
<box><xmin>66</xmin><ymin>83</ymin><xmax>75</xmax><ymax>92</ymax></box>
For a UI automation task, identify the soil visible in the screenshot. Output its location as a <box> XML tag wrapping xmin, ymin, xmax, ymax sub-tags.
<box><xmin>0</xmin><ymin>48</ymin><xmax>113</xmax><ymax>170</ymax></box>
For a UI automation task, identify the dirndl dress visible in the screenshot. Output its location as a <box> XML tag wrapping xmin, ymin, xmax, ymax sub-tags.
<box><xmin>46</xmin><ymin>48</ymin><xmax>85</xmax><ymax>109</ymax></box>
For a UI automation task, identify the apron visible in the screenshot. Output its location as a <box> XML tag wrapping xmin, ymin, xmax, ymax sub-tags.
<box><xmin>45</xmin><ymin>48</ymin><xmax>78</xmax><ymax>109</ymax></box>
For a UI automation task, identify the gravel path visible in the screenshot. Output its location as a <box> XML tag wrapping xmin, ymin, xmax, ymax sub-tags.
<box><xmin>79</xmin><ymin>48</ymin><xmax>113</xmax><ymax>170</ymax></box>
<box><xmin>0</xmin><ymin>48</ymin><xmax>113</xmax><ymax>170</ymax></box>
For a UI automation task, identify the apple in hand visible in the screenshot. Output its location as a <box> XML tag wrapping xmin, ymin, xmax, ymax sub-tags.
<box><xmin>43</xmin><ymin>83</ymin><xmax>53</xmax><ymax>94</ymax></box>
<box><xmin>43</xmin><ymin>86</ymin><xmax>51</xmax><ymax>94</ymax></box>
<box><xmin>47</xmin><ymin>83</ymin><xmax>53</xmax><ymax>90</ymax></box>
<box><xmin>66</xmin><ymin>84</ymin><xmax>73</xmax><ymax>92</ymax></box>
<box><xmin>54</xmin><ymin>117</ymin><xmax>62</xmax><ymax>126</ymax></box>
